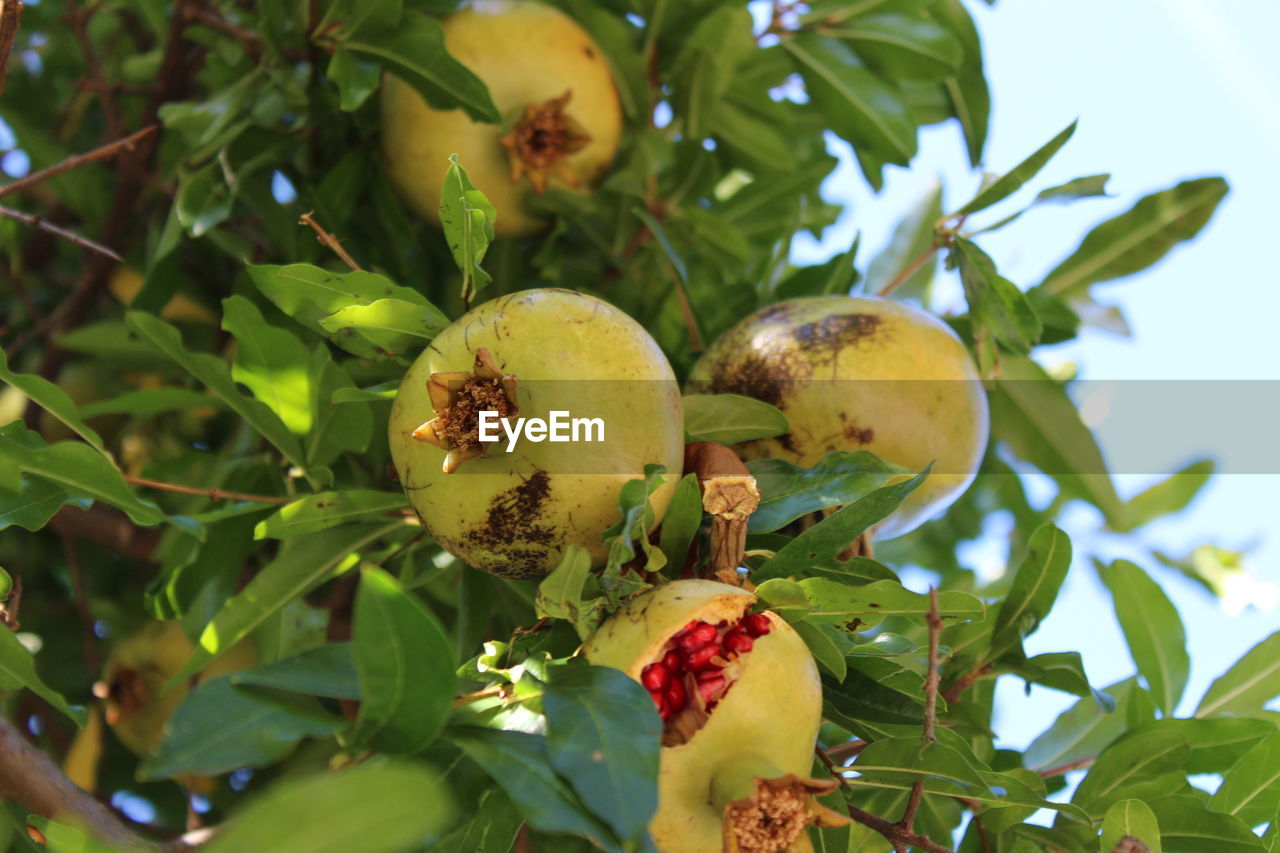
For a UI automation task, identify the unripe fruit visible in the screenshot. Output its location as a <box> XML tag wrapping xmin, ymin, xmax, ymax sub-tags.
<box><xmin>94</xmin><ymin>621</ymin><xmax>256</xmax><ymax>759</ymax></box>
<box><xmin>690</xmin><ymin>296</ymin><xmax>989</xmax><ymax>539</ymax></box>
<box><xmin>380</xmin><ymin>0</ymin><xmax>622</xmax><ymax>237</ymax></box>
<box><xmin>584</xmin><ymin>580</ymin><xmax>848</xmax><ymax>852</ymax></box>
<box><xmin>388</xmin><ymin>289</ymin><xmax>683</xmax><ymax>578</ymax></box>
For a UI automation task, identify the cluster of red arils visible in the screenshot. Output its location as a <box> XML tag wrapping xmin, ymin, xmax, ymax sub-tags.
<box><xmin>640</xmin><ymin>612</ymin><xmax>773</xmax><ymax>723</ymax></box>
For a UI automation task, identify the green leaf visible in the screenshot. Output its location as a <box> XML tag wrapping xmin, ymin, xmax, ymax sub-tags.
<box><xmin>988</xmin><ymin>355</ymin><xmax>1123</xmax><ymax>521</ymax></box>
<box><xmin>244</xmin><ymin>264</ymin><xmax>438</xmax><ymax>360</ymax></box>
<box><xmin>930</xmin><ymin>0</ymin><xmax>989</xmax><ymax>165</ymax></box>
<box><xmin>544</xmin><ymin>664</ymin><xmax>661</xmax><ymax>844</ymax></box>
<box><xmin>231</xmin><ymin>643</ymin><xmax>359</xmax><ymax>700</ymax></box>
<box><xmin>140</xmin><ymin>677</ymin><xmax>343</xmax><ymax>780</ymax></box>
<box><xmin>1102</xmin><ymin>560</ymin><xmax>1189</xmax><ymax>716</ymax></box>
<box><xmin>952</xmin><ymin>120</ymin><xmax>1076</xmax><ymax>217</ymax></box>
<box><xmin>823</xmin><ymin>669</ymin><xmax>924</xmax><ymax>727</ymax></box>
<box><xmin>125</xmin><ymin>311</ymin><xmax>306</xmax><ymax>470</ymax></box>
<box><xmin>1100</xmin><ymin>799</ymin><xmax>1161</xmax><ymax>853</ymax></box>
<box><xmin>864</xmin><ymin>181</ymin><xmax>942</xmax><ymax>299</ymax></box>
<box><xmin>985</xmin><ymin>523</ymin><xmax>1072</xmax><ymax>662</ymax></box>
<box><xmin>747</xmin><ymin>451</ymin><xmax>905</xmax><ymax>534</ymax></box>
<box><xmin>1126</xmin><ymin>718</ymin><xmax>1280</xmax><ymax>775</ymax></box>
<box><xmin>601</xmin><ymin>464</ymin><xmax>669</xmax><ymax>588</ymax></box>
<box><xmin>535</xmin><ymin>546</ymin><xmax>606</xmax><ymax>641</ymax></box>
<box><xmin>657</xmin><ymin>473</ymin><xmax>703</xmax><ymax>572</ymax></box>
<box><xmin>785</xmin><ymin>34</ymin><xmax>916</xmax><ymax>164</ymax></box>
<box><xmin>850</xmin><ymin>737</ymin><xmax>988</xmax><ymax>796</ymax></box>
<box><xmin>792</xmin><ymin>620</ymin><xmax>847</xmax><ymax>681</ymax></box>
<box><xmin>439</xmin><ymin>154</ymin><xmax>496</xmax><ymax>303</ymax></box>
<box><xmin>1197</xmin><ymin>630</ymin><xmax>1280</xmax><ymax>718</ymax></box>
<box><xmin>0</xmin><ymin>349</ymin><xmax>105</xmax><ymax>453</ymax></box>
<box><xmin>172</xmin><ymin>522</ymin><xmax>399</xmax><ymax>685</ymax></box>
<box><xmin>836</xmin><ymin>13</ymin><xmax>962</xmax><ymax>80</ymax></box>
<box><xmin>753</xmin><ymin>467</ymin><xmax>929</xmax><ymax>581</ymax></box>
<box><xmin>222</xmin><ymin>295</ymin><xmax>314</xmax><ymax>435</ymax></box>
<box><xmin>0</xmin><ymin>623</ymin><xmax>86</xmax><ymax>726</ymax></box>
<box><xmin>435</xmin><ymin>788</ymin><xmax>522</xmax><ymax>853</ymax></box>
<box><xmin>1147</xmin><ymin>795</ymin><xmax>1266</xmax><ymax>853</ymax></box>
<box><xmin>350</xmin><ymin>567</ymin><xmax>456</xmax><ymax>752</ymax></box>
<box><xmin>1024</xmin><ymin>678</ymin><xmax>1155</xmax><ymax>771</ymax></box>
<box><xmin>999</xmin><ymin>651</ymin><xmax>1111</xmax><ymax>706</ymax></box>
<box><xmin>798</xmin><ymin>577</ymin><xmax>984</xmax><ymax>630</ymax></box>
<box><xmin>175</xmin><ymin>161</ymin><xmax>234</xmax><ymax>237</ymax></box>
<box><xmin>255</xmin><ymin>491</ymin><xmax>407</xmax><ymax>539</ymax></box>
<box><xmin>326</xmin><ymin>48</ymin><xmax>381</xmax><ymax>112</ymax></box>
<box><xmin>1041</xmin><ymin>177</ymin><xmax>1229</xmax><ymax>298</ymax></box>
<box><xmin>331</xmin><ymin>382</ymin><xmax>398</xmax><ymax>404</ymax></box>
<box><xmin>670</xmin><ymin>5</ymin><xmax>755</xmax><ymax>139</ymax></box>
<box><xmin>952</xmin><ymin>237</ymin><xmax>1042</xmax><ymax>358</ymax></box>
<box><xmin>971</xmin><ymin>174</ymin><xmax>1113</xmax><ymax>235</ymax></box>
<box><xmin>1113</xmin><ymin>458</ymin><xmax>1214</xmax><ymax>533</ymax></box>
<box><xmin>1071</xmin><ymin>728</ymin><xmax>1188</xmax><ymax>818</ymax></box>
<box><xmin>78</xmin><ymin>388</ymin><xmax>225</xmax><ymax>419</ymax></box>
<box><xmin>0</xmin><ymin>423</ymin><xmax>164</xmax><ymax>527</ymax></box>
<box><xmin>321</xmin><ymin>297</ymin><xmax>452</xmax><ymax>359</ymax></box>
<box><xmin>343</xmin><ymin>13</ymin><xmax>500</xmax><ymax>124</ymax></box>
<box><xmin>205</xmin><ymin>763</ymin><xmax>452</xmax><ymax>853</ymax></box>
<box><xmin>0</xmin><ymin>476</ymin><xmax>89</xmax><ymax>532</ymax></box>
<box><xmin>306</xmin><ymin>345</ymin><xmax>374</xmax><ymax>467</ymax></box>
<box><xmin>1211</xmin><ymin>731</ymin><xmax>1280</xmax><ymax>825</ymax></box>
<box><xmin>450</xmin><ymin>728</ymin><xmax>620</xmax><ymax>848</ymax></box>
<box><xmin>682</xmin><ymin>394</ymin><xmax>788</xmax><ymax>444</ymax></box>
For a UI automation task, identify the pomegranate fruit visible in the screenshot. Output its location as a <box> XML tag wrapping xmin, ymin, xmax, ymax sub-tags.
<box><xmin>379</xmin><ymin>0</ymin><xmax>622</xmax><ymax>237</ymax></box>
<box><xmin>688</xmin><ymin>296</ymin><xmax>989</xmax><ymax>539</ymax></box>
<box><xmin>388</xmin><ymin>289</ymin><xmax>683</xmax><ymax>578</ymax></box>
<box><xmin>584</xmin><ymin>580</ymin><xmax>848</xmax><ymax>852</ymax></box>
<box><xmin>94</xmin><ymin>620</ymin><xmax>256</xmax><ymax>758</ymax></box>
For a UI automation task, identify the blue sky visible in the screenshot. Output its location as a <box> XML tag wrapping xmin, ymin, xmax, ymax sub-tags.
<box><xmin>795</xmin><ymin>0</ymin><xmax>1280</xmax><ymax>751</ymax></box>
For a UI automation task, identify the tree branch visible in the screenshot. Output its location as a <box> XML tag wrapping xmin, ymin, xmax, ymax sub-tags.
<box><xmin>123</xmin><ymin>475</ymin><xmax>295</xmax><ymax>505</ymax></box>
<box><xmin>0</xmin><ymin>125</ymin><xmax>160</xmax><ymax>200</ymax></box>
<box><xmin>299</xmin><ymin>210</ymin><xmax>362</xmax><ymax>271</ymax></box>
<box><xmin>0</xmin><ymin>205</ymin><xmax>123</xmax><ymax>262</ymax></box>
<box><xmin>0</xmin><ymin>0</ymin><xmax>23</xmax><ymax>94</ymax></box>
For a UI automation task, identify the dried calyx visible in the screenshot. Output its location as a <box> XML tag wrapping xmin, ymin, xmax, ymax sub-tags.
<box><xmin>499</xmin><ymin>90</ymin><xmax>592</xmax><ymax>193</ymax></box>
<box><xmin>411</xmin><ymin>347</ymin><xmax>518</xmax><ymax>473</ymax></box>
<box><xmin>641</xmin><ymin>609</ymin><xmax>774</xmax><ymax>747</ymax></box>
<box><xmin>713</xmin><ymin>759</ymin><xmax>850</xmax><ymax>853</ymax></box>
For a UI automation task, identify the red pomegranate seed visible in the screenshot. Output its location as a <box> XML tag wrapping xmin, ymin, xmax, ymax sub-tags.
<box><xmin>695</xmin><ymin>667</ymin><xmax>724</xmax><ymax>682</ymax></box>
<box><xmin>683</xmin><ymin>643</ymin><xmax>720</xmax><ymax>671</ymax></box>
<box><xmin>649</xmin><ymin>688</ymin><xmax>667</xmax><ymax>717</ymax></box>
<box><xmin>666</xmin><ymin>677</ymin><xmax>687</xmax><ymax>712</ymax></box>
<box><xmin>697</xmin><ymin>675</ymin><xmax>726</xmax><ymax>704</ymax></box>
<box><xmin>641</xmin><ymin>662</ymin><xmax>670</xmax><ymax>691</ymax></box>
<box><xmin>723</xmin><ymin>630</ymin><xmax>753</xmax><ymax>655</ymax></box>
<box><xmin>742</xmin><ymin>612</ymin><xmax>772</xmax><ymax>637</ymax></box>
<box><xmin>663</xmin><ymin>650</ymin><xmax>682</xmax><ymax>672</ymax></box>
<box><xmin>678</xmin><ymin>622</ymin><xmax>718</xmax><ymax>650</ymax></box>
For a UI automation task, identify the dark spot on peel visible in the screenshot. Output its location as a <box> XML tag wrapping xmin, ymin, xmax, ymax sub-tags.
<box><xmin>583</xmin><ymin>46</ymin><xmax>596</xmax><ymax>59</ymax></box>
<box><xmin>463</xmin><ymin>470</ymin><xmax>558</xmax><ymax>578</ymax></box>
<box><xmin>792</xmin><ymin>313</ymin><xmax>881</xmax><ymax>353</ymax></box>
<box><xmin>843</xmin><ymin>424</ymin><xmax>874</xmax><ymax>444</ymax></box>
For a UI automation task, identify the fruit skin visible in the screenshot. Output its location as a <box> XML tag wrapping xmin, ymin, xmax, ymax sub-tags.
<box><xmin>689</xmin><ymin>296</ymin><xmax>989</xmax><ymax>539</ymax></box>
<box><xmin>380</xmin><ymin>0</ymin><xmax>622</xmax><ymax>237</ymax></box>
<box><xmin>583</xmin><ymin>580</ymin><xmax>823</xmax><ymax>853</ymax></box>
<box><xmin>388</xmin><ymin>288</ymin><xmax>683</xmax><ymax>578</ymax></box>
<box><xmin>98</xmin><ymin>621</ymin><xmax>256</xmax><ymax>758</ymax></box>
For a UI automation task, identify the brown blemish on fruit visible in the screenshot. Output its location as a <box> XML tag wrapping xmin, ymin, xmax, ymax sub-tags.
<box><xmin>843</xmin><ymin>423</ymin><xmax>874</xmax><ymax>444</ymax></box>
<box><xmin>791</xmin><ymin>313</ymin><xmax>881</xmax><ymax>353</ymax></box>
<box><xmin>463</xmin><ymin>470</ymin><xmax>558</xmax><ymax>579</ymax></box>
<box><xmin>706</xmin><ymin>350</ymin><xmax>810</xmax><ymax>408</ymax></box>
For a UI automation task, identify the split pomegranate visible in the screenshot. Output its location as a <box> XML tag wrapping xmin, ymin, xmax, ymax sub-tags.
<box><xmin>379</xmin><ymin>0</ymin><xmax>622</xmax><ymax>237</ymax></box>
<box><xmin>387</xmin><ymin>288</ymin><xmax>684</xmax><ymax>578</ymax></box>
<box><xmin>584</xmin><ymin>580</ymin><xmax>848</xmax><ymax>852</ymax></box>
<box><xmin>689</xmin><ymin>296</ymin><xmax>990</xmax><ymax>539</ymax></box>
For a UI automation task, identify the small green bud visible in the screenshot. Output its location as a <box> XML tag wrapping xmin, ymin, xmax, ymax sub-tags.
<box><xmin>0</xmin><ymin>567</ymin><xmax>12</xmax><ymax>600</ymax></box>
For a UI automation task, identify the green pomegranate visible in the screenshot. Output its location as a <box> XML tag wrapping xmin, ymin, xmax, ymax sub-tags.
<box><xmin>388</xmin><ymin>289</ymin><xmax>683</xmax><ymax>578</ymax></box>
<box><xmin>95</xmin><ymin>620</ymin><xmax>257</xmax><ymax>758</ymax></box>
<box><xmin>380</xmin><ymin>0</ymin><xmax>622</xmax><ymax>237</ymax></box>
<box><xmin>584</xmin><ymin>580</ymin><xmax>847</xmax><ymax>853</ymax></box>
<box><xmin>689</xmin><ymin>296</ymin><xmax>989</xmax><ymax>539</ymax></box>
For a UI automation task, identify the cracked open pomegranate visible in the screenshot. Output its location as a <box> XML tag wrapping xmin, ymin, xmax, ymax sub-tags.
<box><xmin>379</xmin><ymin>0</ymin><xmax>622</xmax><ymax>237</ymax></box>
<box><xmin>689</xmin><ymin>296</ymin><xmax>989</xmax><ymax>539</ymax></box>
<box><xmin>388</xmin><ymin>288</ymin><xmax>683</xmax><ymax>578</ymax></box>
<box><xmin>584</xmin><ymin>580</ymin><xmax>848</xmax><ymax>852</ymax></box>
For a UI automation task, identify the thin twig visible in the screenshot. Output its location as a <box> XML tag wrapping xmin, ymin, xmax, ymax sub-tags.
<box><xmin>876</xmin><ymin>245</ymin><xmax>938</xmax><ymax>298</ymax></box>
<box><xmin>299</xmin><ymin>210</ymin><xmax>362</xmax><ymax>271</ymax></box>
<box><xmin>844</xmin><ymin>801</ymin><xmax>954</xmax><ymax>853</ymax></box>
<box><xmin>897</xmin><ymin>588</ymin><xmax>944</xmax><ymax>835</ymax></box>
<box><xmin>815</xmin><ymin>745</ymin><xmax>851</xmax><ymax>791</ymax></box>
<box><xmin>0</xmin><ymin>0</ymin><xmax>23</xmax><ymax>94</ymax></box>
<box><xmin>823</xmin><ymin>739</ymin><xmax>868</xmax><ymax>763</ymax></box>
<box><xmin>0</xmin><ymin>205</ymin><xmax>123</xmax><ymax>262</ymax></box>
<box><xmin>0</xmin><ymin>125</ymin><xmax>160</xmax><ymax>200</ymax></box>
<box><xmin>1037</xmin><ymin>755</ymin><xmax>1095</xmax><ymax>778</ymax></box>
<box><xmin>66</xmin><ymin>0</ymin><xmax>124</xmax><ymax>139</ymax></box>
<box><xmin>124</xmin><ymin>475</ymin><xmax>294</xmax><ymax>505</ymax></box>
